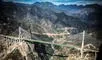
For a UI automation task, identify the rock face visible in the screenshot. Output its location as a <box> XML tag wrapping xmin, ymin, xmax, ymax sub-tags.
<box><xmin>0</xmin><ymin>35</ymin><xmax>39</xmax><ymax>60</ymax></box>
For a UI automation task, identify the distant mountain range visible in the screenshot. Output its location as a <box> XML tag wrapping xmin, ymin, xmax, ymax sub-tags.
<box><xmin>0</xmin><ymin>1</ymin><xmax>102</xmax><ymax>35</ymax></box>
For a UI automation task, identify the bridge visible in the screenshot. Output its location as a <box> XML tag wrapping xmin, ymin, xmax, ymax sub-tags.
<box><xmin>0</xmin><ymin>27</ymin><xmax>98</xmax><ymax>60</ymax></box>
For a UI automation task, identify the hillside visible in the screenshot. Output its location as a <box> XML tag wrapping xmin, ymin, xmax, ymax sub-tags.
<box><xmin>0</xmin><ymin>1</ymin><xmax>102</xmax><ymax>60</ymax></box>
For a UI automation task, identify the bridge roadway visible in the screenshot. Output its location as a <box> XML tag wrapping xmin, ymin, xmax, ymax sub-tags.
<box><xmin>3</xmin><ymin>35</ymin><xmax>98</xmax><ymax>52</ymax></box>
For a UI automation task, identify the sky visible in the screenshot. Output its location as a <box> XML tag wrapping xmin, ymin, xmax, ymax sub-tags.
<box><xmin>3</xmin><ymin>0</ymin><xmax>102</xmax><ymax>5</ymax></box>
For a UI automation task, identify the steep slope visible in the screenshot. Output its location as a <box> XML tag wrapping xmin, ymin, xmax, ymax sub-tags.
<box><xmin>33</xmin><ymin>2</ymin><xmax>102</xmax><ymax>31</ymax></box>
<box><xmin>1</xmin><ymin>1</ymin><xmax>101</xmax><ymax>34</ymax></box>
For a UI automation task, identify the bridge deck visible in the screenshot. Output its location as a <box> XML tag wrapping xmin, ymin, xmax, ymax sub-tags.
<box><xmin>4</xmin><ymin>35</ymin><xmax>98</xmax><ymax>52</ymax></box>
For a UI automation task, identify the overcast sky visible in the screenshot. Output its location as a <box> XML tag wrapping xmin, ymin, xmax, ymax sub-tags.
<box><xmin>3</xmin><ymin>0</ymin><xmax>102</xmax><ymax>5</ymax></box>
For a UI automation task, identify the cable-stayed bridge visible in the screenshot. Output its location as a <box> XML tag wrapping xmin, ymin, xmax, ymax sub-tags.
<box><xmin>0</xmin><ymin>27</ymin><xmax>98</xmax><ymax>60</ymax></box>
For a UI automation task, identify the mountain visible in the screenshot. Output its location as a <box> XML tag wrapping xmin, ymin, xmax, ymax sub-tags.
<box><xmin>0</xmin><ymin>1</ymin><xmax>102</xmax><ymax>60</ymax></box>
<box><xmin>0</xmin><ymin>1</ymin><xmax>102</xmax><ymax>34</ymax></box>
<box><xmin>33</xmin><ymin>2</ymin><xmax>102</xmax><ymax>29</ymax></box>
<box><xmin>0</xmin><ymin>1</ymin><xmax>102</xmax><ymax>39</ymax></box>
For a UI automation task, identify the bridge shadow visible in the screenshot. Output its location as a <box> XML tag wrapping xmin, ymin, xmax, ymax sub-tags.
<box><xmin>34</xmin><ymin>43</ymin><xmax>68</xmax><ymax>60</ymax></box>
<box><xmin>34</xmin><ymin>43</ymin><xmax>50</xmax><ymax>60</ymax></box>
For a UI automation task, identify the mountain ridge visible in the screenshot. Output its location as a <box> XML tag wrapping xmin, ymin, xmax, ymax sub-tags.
<box><xmin>0</xmin><ymin>1</ymin><xmax>101</xmax><ymax>34</ymax></box>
